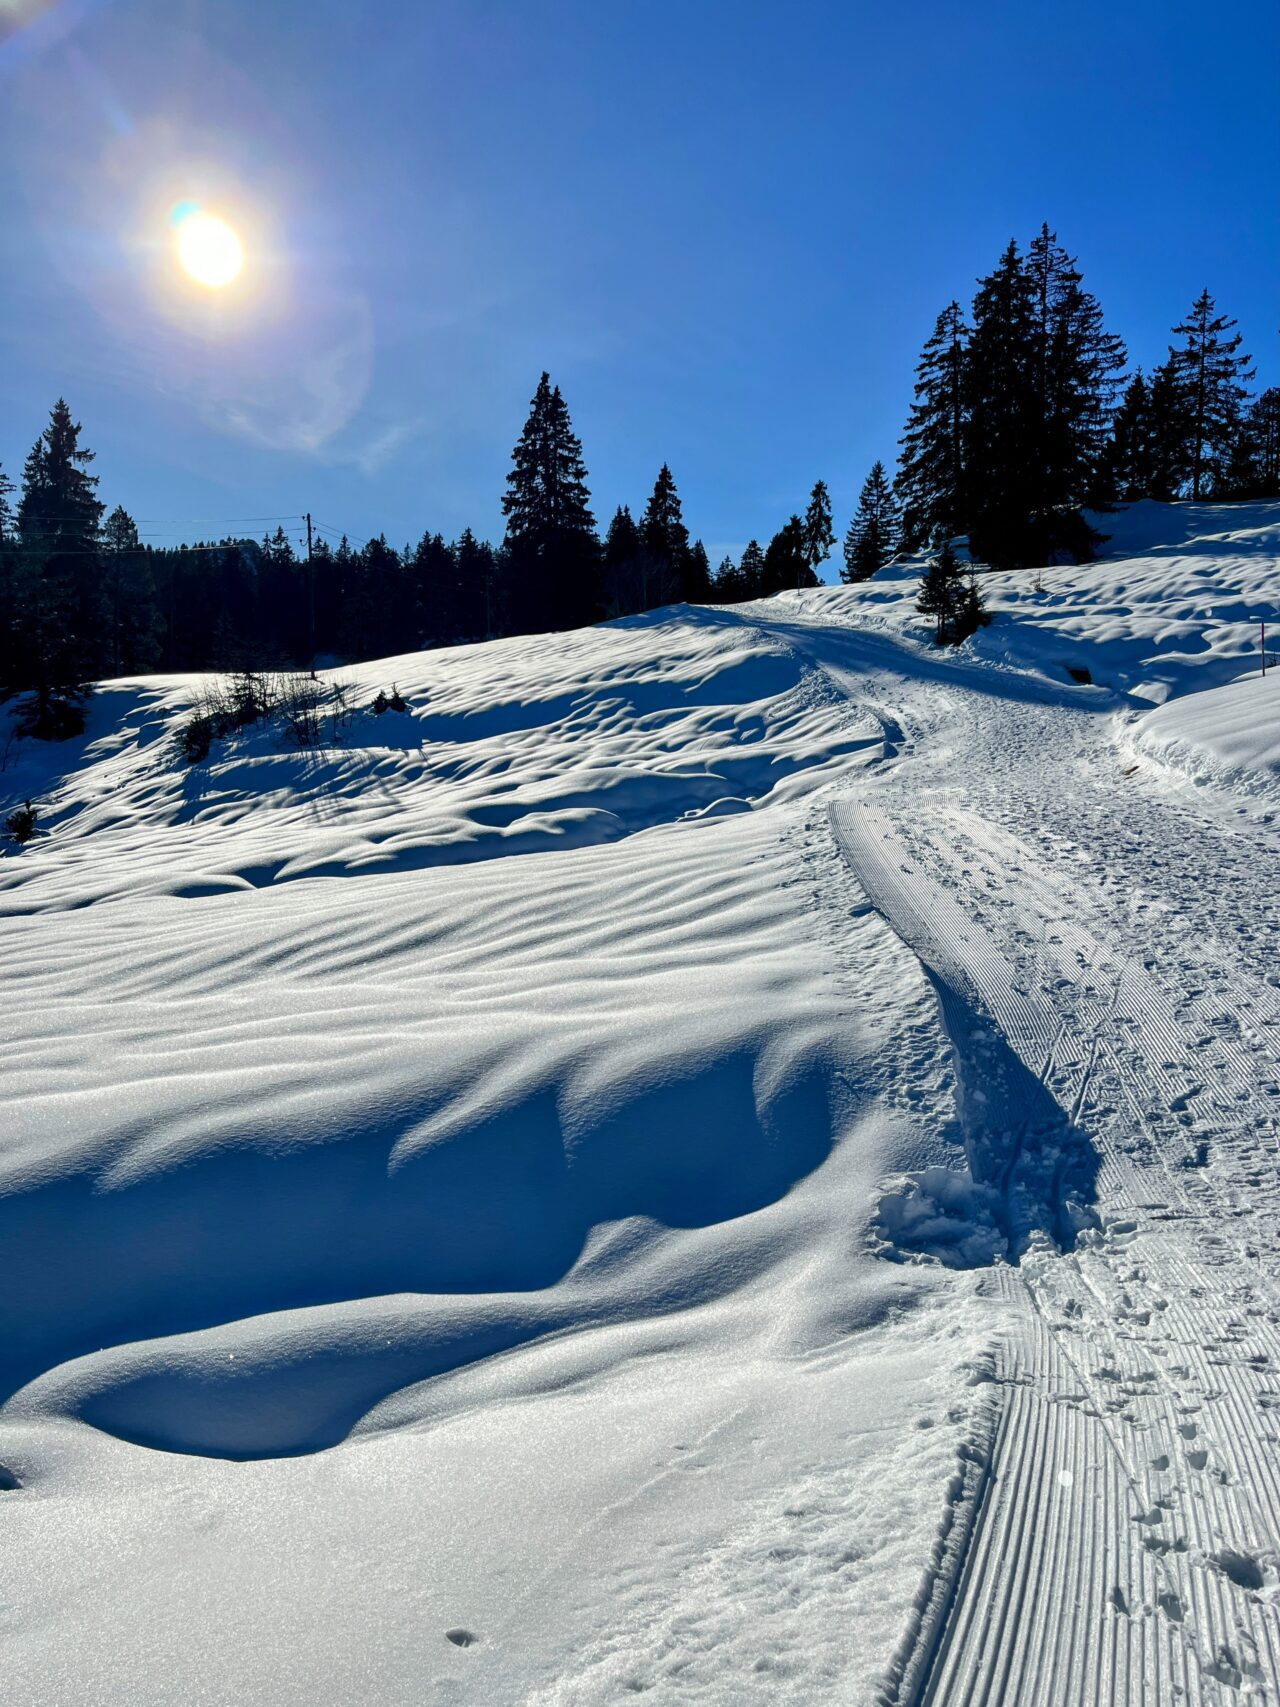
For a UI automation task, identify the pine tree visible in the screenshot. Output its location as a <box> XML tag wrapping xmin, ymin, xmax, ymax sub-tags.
<box><xmin>0</xmin><ymin>462</ymin><xmax>16</xmax><ymax>698</ymax></box>
<box><xmin>1227</xmin><ymin>388</ymin><xmax>1280</xmax><ymax>497</ymax></box>
<box><xmin>739</xmin><ymin>540</ymin><xmax>766</xmax><ymax>598</ymax></box>
<box><xmin>451</xmin><ymin>528</ymin><xmax>492</xmax><ymax>640</ymax></box>
<box><xmin>640</xmin><ymin>464</ymin><xmax>691</xmax><ymax>603</ymax></box>
<box><xmin>897</xmin><ymin>301</ymin><xmax>969</xmax><ymax>551</ymax></box>
<box><xmin>602</xmin><ymin>504</ymin><xmax>644</xmax><ymax>616</ymax></box>
<box><xmin>501</xmin><ymin>372</ymin><xmax>600</xmax><ymax>631</ymax></box>
<box><xmin>1024</xmin><ymin>224</ymin><xmax>1126</xmax><ymax>521</ymax></box>
<box><xmin>1103</xmin><ymin>371</ymin><xmax>1155</xmax><ymax>502</ymax></box>
<box><xmin>1168</xmin><ymin>290</ymin><xmax>1255</xmax><ymax>499</ymax></box>
<box><xmin>964</xmin><ymin>243</ymin><xmax>1040</xmax><ymax>565</ymax></box>
<box><xmin>408</xmin><ymin>531</ymin><xmax>455</xmax><ymax>646</ymax></box>
<box><xmin>916</xmin><ymin>539</ymin><xmax>966</xmax><ymax>643</ymax></box>
<box><xmin>761</xmin><ymin>516</ymin><xmax>816</xmax><ymax>594</ymax></box>
<box><xmin>15</xmin><ymin>400</ymin><xmax>106</xmax><ymax>728</ymax></box>
<box><xmin>686</xmin><ymin>539</ymin><xmax>712</xmax><ymax>603</ymax></box>
<box><xmin>802</xmin><ymin>480</ymin><xmax>835</xmax><ymax>574</ymax></box>
<box><xmin>711</xmin><ymin>554</ymin><xmax>745</xmax><ymax>603</ymax></box>
<box><xmin>842</xmin><ymin>460</ymin><xmax>900</xmax><ymax>582</ymax></box>
<box><xmin>1144</xmin><ymin>360</ymin><xmax>1193</xmax><ymax>501</ymax></box>
<box><xmin>100</xmin><ymin>505</ymin><xmax>160</xmax><ymax>677</ymax></box>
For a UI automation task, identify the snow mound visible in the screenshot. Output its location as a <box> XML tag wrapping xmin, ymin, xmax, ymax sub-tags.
<box><xmin>1131</xmin><ymin>670</ymin><xmax>1280</xmax><ymax>803</ymax></box>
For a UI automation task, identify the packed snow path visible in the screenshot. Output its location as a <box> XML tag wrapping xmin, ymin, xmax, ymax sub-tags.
<box><xmin>739</xmin><ymin>597</ymin><xmax>1280</xmax><ymax>1704</ymax></box>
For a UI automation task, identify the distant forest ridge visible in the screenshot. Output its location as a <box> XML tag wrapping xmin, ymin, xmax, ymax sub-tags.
<box><xmin>2</xmin><ymin>223</ymin><xmax>1276</xmax><ymax>735</ymax></box>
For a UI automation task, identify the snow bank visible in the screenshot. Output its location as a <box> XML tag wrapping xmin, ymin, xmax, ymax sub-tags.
<box><xmin>1130</xmin><ymin>669</ymin><xmax>1280</xmax><ymax>803</ymax></box>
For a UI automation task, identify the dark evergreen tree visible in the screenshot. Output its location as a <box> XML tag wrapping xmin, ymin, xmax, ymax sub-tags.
<box><xmin>1144</xmin><ymin>360</ymin><xmax>1194</xmax><ymax>501</ymax></box>
<box><xmin>802</xmin><ymin>479</ymin><xmax>835</xmax><ymax>574</ymax></box>
<box><xmin>760</xmin><ymin>516</ymin><xmax>817</xmax><ymax>594</ymax></box>
<box><xmin>101</xmin><ymin>505</ymin><xmax>160</xmax><ymax>676</ymax></box>
<box><xmin>501</xmin><ymin>372</ymin><xmax>600</xmax><ymax>632</ymax></box>
<box><xmin>408</xmin><ymin>530</ymin><xmax>454</xmax><ymax>645</ymax></box>
<box><xmin>1224</xmin><ymin>388</ymin><xmax>1280</xmax><ymax>497</ymax></box>
<box><xmin>711</xmin><ymin>553</ymin><xmax>746</xmax><ymax>602</ymax></box>
<box><xmin>842</xmin><ymin>460</ymin><xmax>900</xmax><ymax>581</ymax></box>
<box><xmin>0</xmin><ymin>462</ymin><xmax>17</xmax><ymax>698</ymax></box>
<box><xmin>1168</xmin><ymin>290</ymin><xmax>1255</xmax><ymax>499</ymax></box>
<box><xmin>640</xmin><ymin>463</ymin><xmax>692</xmax><ymax>603</ymax></box>
<box><xmin>1102</xmin><ymin>371</ymin><xmax>1156</xmax><ymax>502</ymax></box>
<box><xmin>14</xmin><ymin>400</ymin><xmax>106</xmax><ymax>728</ymax></box>
<box><xmin>897</xmin><ymin>301</ymin><xmax>968</xmax><ymax>550</ymax></box>
<box><xmin>917</xmin><ymin>539</ymin><xmax>968</xmax><ymax>643</ymax></box>
<box><xmin>686</xmin><ymin>539</ymin><xmax>712</xmax><ymax>603</ymax></box>
<box><xmin>601</xmin><ymin>504</ymin><xmax>646</xmax><ymax>617</ymax></box>
<box><xmin>739</xmin><ymin>539</ymin><xmax>766</xmax><ymax>598</ymax></box>
<box><xmin>450</xmin><ymin>527</ymin><xmax>492</xmax><ymax>640</ymax></box>
<box><xmin>1024</xmin><ymin>223</ymin><xmax>1126</xmax><ymax>518</ymax></box>
<box><xmin>964</xmin><ymin>243</ymin><xmax>1039</xmax><ymax>566</ymax></box>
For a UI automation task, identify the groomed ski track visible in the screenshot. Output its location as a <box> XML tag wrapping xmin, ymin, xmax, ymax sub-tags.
<box><xmin>733</xmin><ymin>601</ymin><xmax>1280</xmax><ymax>1705</ymax></box>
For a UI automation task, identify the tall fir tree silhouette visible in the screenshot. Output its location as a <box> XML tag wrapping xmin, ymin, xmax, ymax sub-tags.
<box><xmin>640</xmin><ymin>464</ymin><xmax>691</xmax><ymax>603</ymax></box>
<box><xmin>802</xmin><ymin>480</ymin><xmax>835</xmax><ymax>574</ymax></box>
<box><xmin>1169</xmin><ymin>290</ymin><xmax>1255</xmax><ymax>499</ymax></box>
<box><xmin>898</xmin><ymin>301</ymin><xmax>969</xmax><ymax>551</ymax></box>
<box><xmin>502</xmin><ymin>372</ymin><xmax>600</xmax><ymax>631</ymax></box>
<box><xmin>843</xmin><ymin>461</ymin><xmax>900</xmax><ymax>581</ymax></box>
<box><xmin>15</xmin><ymin>399</ymin><xmax>105</xmax><ymax>728</ymax></box>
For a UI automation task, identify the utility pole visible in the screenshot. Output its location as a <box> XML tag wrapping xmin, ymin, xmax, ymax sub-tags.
<box><xmin>306</xmin><ymin>512</ymin><xmax>316</xmax><ymax>678</ymax></box>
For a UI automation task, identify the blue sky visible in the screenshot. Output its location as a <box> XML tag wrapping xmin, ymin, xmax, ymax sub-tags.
<box><xmin>2</xmin><ymin>0</ymin><xmax>1277</xmax><ymax>572</ymax></box>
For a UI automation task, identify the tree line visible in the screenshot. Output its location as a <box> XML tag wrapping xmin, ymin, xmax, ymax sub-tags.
<box><xmin>2</xmin><ymin>223</ymin><xmax>1276</xmax><ymax>733</ymax></box>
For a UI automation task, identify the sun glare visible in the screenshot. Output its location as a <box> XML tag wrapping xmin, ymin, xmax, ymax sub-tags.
<box><xmin>175</xmin><ymin>210</ymin><xmax>244</xmax><ymax>289</ymax></box>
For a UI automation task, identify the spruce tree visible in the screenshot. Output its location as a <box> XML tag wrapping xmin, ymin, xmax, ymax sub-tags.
<box><xmin>685</xmin><ymin>539</ymin><xmax>712</xmax><ymax>603</ymax></box>
<box><xmin>1225</xmin><ymin>389</ymin><xmax>1280</xmax><ymax>497</ymax></box>
<box><xmin>897</xmin><ymin>301</ymin><xmax>969</xmax><ymax>550</ymax></box>
<box><xmin>761</xmin><ymin>516</ymin><xmax>816</xmax><ymax>594</ymax></box>
<box><xmin>1168</xmin><ymin>290</ymin><xmax>1255</xmax><ymax>499</ymax></box>
<box><xmin>964</xmin><ymin>242</ymin><xmax>1041</xmax><ymax>567</ymax></box>
<box><xmin>501</xmin><ymin>372</ymin><xmax>600</xmax><ymax>631</ymax></box>
<box><xmin>101</xmin><ymin>505</ymin><xmax>160</xmax><ymax>677</ymax></box>
<box><xmin>15</xmin><ymin>400</ymin><xmax>105</xmax><ymax>728</ymax></box>
<box><xmin>916</xmin><ymin>539</ymin><xmax>966</xmax><ymax>643</ymax></box>
<box><xmin>1024</xmin><ymin>224</ymin><xmax>1126</xmax><ymax>521</ymax></box>
<box><xmin>640</xmin><ymin>464</ymin><xmax>691</xmax><ymax>602</ymax></box>
<box><xmin>711</xmin><ymin>554</ymin><xmax>745</xmax><ymax>602</ymax></box>
<box><xmin>1103</xmin><ymin>371</ymin><xmax>1155</xmax><ymax>502</ymax></box>
<box><xmin>602</xmin><ymin>504</ymin><xmax>644</xmax><ymax>616</ymax></box>
<box><xmin>842</xmin><ymin>460</ymin><xmax>900</xmax><ymax>582</ymax></box>
<box><xmin>1145</xmin><ymin>359</ymin><xmax>1193</xmax><ymax>501</ymax></box>
<box><xmin>451</xmin><ymin>528</ymin><xmax>491</xmax><ymax>640</ymax></box>
<box><xmin>0</xmin><ymin>463</ymin><xmax>16</xmax><ymax>698</ymax></box>
<box><xmin>738</xmin><ymin>539</ymin><xmax>766</xmax><ymax>598</ymax></box>
<box><xmin>802</xmin><ymin>480</ymin><xmax>835</xmax><ymax>574</ymax></box>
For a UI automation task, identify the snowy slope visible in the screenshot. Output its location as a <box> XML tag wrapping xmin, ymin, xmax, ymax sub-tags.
<box><xmin>3</xmin><ymin>501</ymin><xmax>1280</xmax><ymax>1704</ymax></box>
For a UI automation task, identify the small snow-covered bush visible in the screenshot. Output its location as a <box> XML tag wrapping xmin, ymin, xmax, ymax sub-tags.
<box><xmin>177</xmin><ymin>713</ymin><xmax>217</xmax><ymax>764</ymax></box>
<box><xmin>5</xmin><ymin>799</ymin><xmax>38</xmax><ymax>845</ymax></box>
<box><xmin>178</xmin><ymin>672</ymin><xmax>361</xmax><ymax>763</ymax></box>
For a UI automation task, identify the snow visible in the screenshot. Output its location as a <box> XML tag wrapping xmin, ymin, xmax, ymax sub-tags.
<box><xmin>1132</xmin><ymin>670</ymin><xmax>1280</xmax><ymax>802</ymax></box>
<box><xmin>4</xmin><ymin>499</ymin><xmax>1280</xmax><ymax>1703</ymax></box>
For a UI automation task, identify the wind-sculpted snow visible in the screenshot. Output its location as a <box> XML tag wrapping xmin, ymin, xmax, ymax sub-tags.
<box><xmin>0</xmin><ymin>614</ymin><xmax>874</xmax><ymax>914</ymax></box>
<box><xmin>5</xmin><ymin>503</ymin><xmax>1280</xmax><ymax>1704</ymax></box>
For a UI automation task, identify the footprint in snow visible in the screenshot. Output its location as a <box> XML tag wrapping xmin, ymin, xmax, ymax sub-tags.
<box><xmin>445</xmin><ymin>1629</ymin><xmax>479</xmax><ymax>1649</ymax></box>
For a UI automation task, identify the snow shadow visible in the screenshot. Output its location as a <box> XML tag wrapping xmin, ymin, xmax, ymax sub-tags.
<box><xmin>2</xmin><ymin>1044</ymin><xmax>833</xmax><ymax>1454</ymax></box>
<box><xmin>877</xmin><ymin>967</ymin><xmax>1100</xmax><ymax>1266</ymax></box>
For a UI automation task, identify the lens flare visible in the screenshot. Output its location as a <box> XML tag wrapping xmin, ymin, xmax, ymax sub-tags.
<box><xmin>174</xmin><ymin>209</ymin><xmax>244</xmax><ymax>289</ymax></box>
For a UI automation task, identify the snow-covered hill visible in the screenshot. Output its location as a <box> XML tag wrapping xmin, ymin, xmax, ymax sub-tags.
<box><xmin>3</xmin><ymin>501</ymin><xmax>1279</xmax><ymax>1704</ymax></box>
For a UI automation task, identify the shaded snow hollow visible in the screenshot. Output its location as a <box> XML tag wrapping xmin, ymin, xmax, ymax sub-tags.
<box><xmin>2</xmin><ymin>501</ymin><xmax>1278</xmax><ymax>1705</ymax></box>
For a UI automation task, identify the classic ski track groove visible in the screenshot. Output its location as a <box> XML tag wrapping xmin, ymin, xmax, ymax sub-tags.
<box><xmin>760</xmin><ymin>609</ymin><xmax>1280</xmax><ymax>1706</ymax></box>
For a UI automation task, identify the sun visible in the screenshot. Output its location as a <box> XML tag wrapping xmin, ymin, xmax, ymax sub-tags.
<box><xmin>175</xmin><ymin>210</ymin><xmax>244</xmax><ymax>289</ymax></box>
